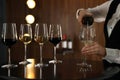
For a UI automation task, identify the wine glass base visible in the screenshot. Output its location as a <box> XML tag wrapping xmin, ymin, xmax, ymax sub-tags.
<box><xmin>1</xmin><ymin>64</ymin><xmax>18</xmax><ymax>68</ymax></box>
<box><xmin>35</xmin><ymin>63</ymin><xmax>48</xmax><ymax>68</ymax></box>
<box><xmin>77</xmin><ymin>62</ymin><xmax>92</xmax><ymax>72</ymax></box>
<box><xmin>19</xmin><ymin>61</ymin><xmax>31</xmax><ymax>65</ymax></box>
<box><xmin>49</xmin><ymin>60</ymin><xmax>62</xmax><ymax>64</ymax></box>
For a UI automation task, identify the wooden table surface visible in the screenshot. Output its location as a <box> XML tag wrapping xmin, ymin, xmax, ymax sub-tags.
<box><xmin>1</xmin><ymin>52</ymin><xmax>120</xmax><ymax>80</ymax></box>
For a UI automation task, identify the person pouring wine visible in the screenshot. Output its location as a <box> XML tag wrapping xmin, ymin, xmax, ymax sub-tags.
<box><xmin>76</xmin><ymin>0</ymin><xmax>120</xmax><ymax>77</ymax></box>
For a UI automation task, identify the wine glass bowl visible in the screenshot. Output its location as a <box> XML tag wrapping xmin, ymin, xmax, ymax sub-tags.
<box><xmin>1</xmin><ymin>23</ymin><xmax>18</xmax><ymax>76</ymax></box>
<box><xmin>34</xmin><ymin>23</ymin><xmax>48</xmax><ymax>46</ymax></box>
<box><xmin>80</xmin><ymin>27</ymin><xmax>96</xmax><ymax>46</ymax></box>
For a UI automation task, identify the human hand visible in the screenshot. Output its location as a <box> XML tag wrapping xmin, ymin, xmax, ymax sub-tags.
<box><xmin>81</xmin><ymin>42</ymin><xmax>106</xmax><ymax>57</ymax></box>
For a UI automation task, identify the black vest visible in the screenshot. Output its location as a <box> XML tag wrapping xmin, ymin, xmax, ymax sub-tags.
<box><xmin>104</xmin><ymin>0</ymin><xmax>120</xmax><ymax>49</ymax></box>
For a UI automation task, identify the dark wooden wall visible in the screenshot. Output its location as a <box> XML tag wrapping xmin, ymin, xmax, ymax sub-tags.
<box><xmin>0</xmin><ymin>0</ymin><xmax>7</xmax><ymax>76</ymax></box>
<box><xmin>4</xmin><ymin>0</ymin><xmax>107</xmax><ymax>65</ymax></box>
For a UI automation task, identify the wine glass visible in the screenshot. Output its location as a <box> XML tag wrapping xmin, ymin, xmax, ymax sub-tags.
<box><xmin>19</xmin><ymin>24</ymin><xmax>32</xmax><ymax>78</ymax></box>
<box><xmin>49</xmin><ymin>24</ymin><xmax>62</xmax><ymax>63</ymax></box>
<box><xmin>34</xmin><ymin>23</ymin><xmax>48</xmax><ymax>79</ymax></box>
<box><xmin>48</xmin><ymin>24</ymin><xmax>62</xmax><ymax>77</ymax></box>
<box><xmin>1</xmin><ymin>23</ymin><xmax>18</xmax><ymax>77</ymax></box>
<box><xmin>78</xmin><ymin>26</ymin><xmax>96</xmax><ymax>72</ymax></box>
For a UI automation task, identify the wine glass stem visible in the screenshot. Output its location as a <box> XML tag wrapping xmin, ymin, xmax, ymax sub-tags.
<box><xmin>40</xmin><ymin>45</ymin><xmax>43</xmax><ymax>63</ymax></box>
<box><xmin>8</xmin><ymin>48</ymin><xmax>11</xmax><ymax>77</ymax></box>
<box><xmin>53</xmin><ymin>46</ymin><xmax>57</xmax><ymax>78</ymax></box>
<box><xmin>54</xmin><ymin>46</ymin><xmax>57</xmax><ymax>61</ymax></box>
<box><xmin>85</xmin><ymin>26</ymin><xmax>88</xmax><ymax>64</ymax></box>
<box><xmin>24</xmin><ymin>44</ymin><xmax>27</xmax><ymax>78</ymax></box>
<box><xmin>24</xmin><ymin>44</ymin><xmax>27</xmax><ymax>61</ymax></box>
<box><xmin>83</xmin><ymin>55</ymin><xmax>87</xmax><ymax>64</ymax></box>
<box><xmin>40</xmin><ymin>45</ymin><xmax>43</xmax><ymax>79</ymax></box>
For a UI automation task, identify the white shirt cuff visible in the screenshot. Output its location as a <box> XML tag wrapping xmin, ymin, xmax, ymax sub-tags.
<box><xmin>103</xmin><ymin>48</ymin><xmax>120</xmax><ymax>64</ymax></box>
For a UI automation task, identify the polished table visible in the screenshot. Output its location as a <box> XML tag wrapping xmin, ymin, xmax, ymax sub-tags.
<box><xmin>0</xmin><ymin>53</ymin><xmax>120</xmax><ymax>80</ymax></box>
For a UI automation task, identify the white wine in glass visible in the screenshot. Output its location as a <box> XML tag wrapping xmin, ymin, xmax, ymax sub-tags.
<box><xmin>1</xmin><ymin>23</ymin><xmax>18</xmax><ymax>77</ymax></box>
<box><xmin>80</xmin><ymin>27</ymin><xmax>95</xmax><ymax>46</ymax></box>
<box><xmin>34</xmin><ymin>23</ymin><xmax>48</xmax><ymax>79</ymax></box>
<box><xmin>19</xmin><ymin>24</ymin><xmax>32</xmax><ymax>78</ymax></box>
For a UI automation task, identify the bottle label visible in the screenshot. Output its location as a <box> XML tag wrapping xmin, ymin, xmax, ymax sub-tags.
<box><xmin>68</xmin><ymin>41</ymin><xmax>72</xmax><ymax>49</ymax></box>
<box><xmin>62</xmin><ymin>41</ymin><xmax>67</xmax><ymax>48</ymax></box>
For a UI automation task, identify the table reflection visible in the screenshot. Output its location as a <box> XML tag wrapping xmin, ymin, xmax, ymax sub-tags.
<box><xmin>26</xmin><ymin>59</ymin><xmax>36</xmax><ymax>79</ymax></box>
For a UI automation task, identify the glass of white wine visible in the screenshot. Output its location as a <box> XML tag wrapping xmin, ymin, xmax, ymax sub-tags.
<box><xmin>34</xmin><ymin>23</ymin><xmax>48</xmax><ymax>79</ymax></box>
<box><xmin>19</xmin><ymin>24</ymin><xmax>32</xmax><ymax>78</ymax></box>
<box><xmin>78</xmin><ymin>26</ymin><xmax>96</xmax><ymax>72</ymax></box>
